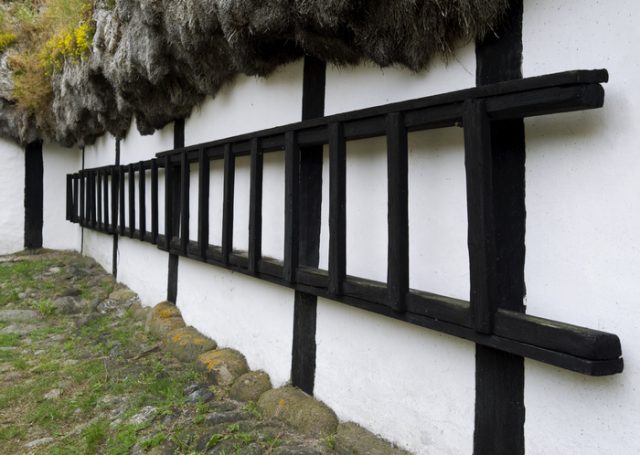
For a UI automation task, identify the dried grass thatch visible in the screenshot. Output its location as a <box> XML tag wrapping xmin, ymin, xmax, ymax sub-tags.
<box><xmin>0</xmin><ymin>0</ymin><xmax>510</xmax><ymax>146</ymax></box>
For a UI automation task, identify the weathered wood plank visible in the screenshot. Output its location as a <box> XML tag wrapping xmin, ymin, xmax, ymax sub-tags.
<box><xmin>386</xmin><ymin>112</ymin><xmax>409</xmax><ymax>312</ymax></box>
<box><xmin>198</xmin><ymin>148</ymin><xmax>210</xmax><ymax>260</ymax></box>
<box><xmin>328</xmin><ymin>122</ymin><xmax>346</xmax><ymax>296</ymax></box>
<box><xmin>139</xmin><ymin>162</ymin><xmax>146</xmax><ymax>239</ymax></box>
<box><xmin>222</xmin><ymin>144</ymin><xmax>235</xmax><ymax>265</ymax></box>
<box><xmin>248</xmin><ymin>138</ymin><xmax>263</xmax><ymax>274</ymax></box>
<box><xmin>464</xmin><ymin>99</ymin><xmax>497</xmax><ymax>334</ymax></box>
<box><xmin>180</xmin><ymin>151</ymin><xmax>190</xmax><ymax>255</ymax></box>
<box><xmin>283</xmin><ymin>131</ymin><xmax>299</xmax><ymax>283</ymax></box>
<box><xmin>151</xmin><ymin>159</ymin><xmax>158</xmax><ymax>244</ymax></box>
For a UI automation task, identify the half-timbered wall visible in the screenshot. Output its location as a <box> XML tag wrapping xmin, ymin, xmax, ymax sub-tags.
<box><xmin>115</xmin><ymin>121</ymin><xmax>174</xmax><ymax>307</ymax></box>
<box><xmin>314</xmin><ymin>45</ymin><xmax>478</xmax><ymax>454</ymax></box>
<box><xmin>6</xmin><ymin>1</ymin><xmax>637</xmax><ymax>454</ymax></box>
<box><xmin>81</xmin><ymin>134</ymin><xmax>118</xmax><ymax>273</ymax></box>
<box><xmin>178</xmin><ymin>60</ymin><xmax>304</xmax><ymax>388</ymax></box>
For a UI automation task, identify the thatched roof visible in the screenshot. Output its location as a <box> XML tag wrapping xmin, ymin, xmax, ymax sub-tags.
<box><xmin>0</xmin><ymin>0</ymin><xmax>510</xmax><ymax>146</ymax></box>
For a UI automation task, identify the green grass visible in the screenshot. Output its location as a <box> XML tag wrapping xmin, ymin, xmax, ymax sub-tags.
<box><xmin>0</xmin><ymin>289</ymin><xmax>20</xmax><ymax>306</ymax></box>
<box><xmin>29</xmin><ymin>324</ymin><xmax>68</xmax><ymax>341</ymax></box>
<box><xmin>12</xmin><ymin>357</ymin><xmax>28</xmax><ymax>371</ymax></box>
<box><xmin>106</xmin><ymin>424</ymin><xmax>138</xmax><ymax>455</ymax></box>
<box><xmin>0</xmin><ymin>424</ymin><xmax>26</xmax><ymax>442</ymax></box>
<box><xmin>244</xmin><ymin>400</ymin><xmax>261</xmax><ymax>419</ymax></box>
<box><xmin>33</xmin><ymin>298</ymin><xmax>57</xmax><ymax>317</ymax></box>
<box><xmin>141</xmin><ymin>431</ymin><xmax>167</xmax><ymax>450</ymax></box>
<box><xmin>83</xmin><ymin>419</ymin><xmax>109</xmax><ymax>453</ymax></box>
<box><xmin>27</xmin><ymin>400</ymin><xmax>67</xmax><ymax>428</ymax></box>
<box><xmin>0</xmin><ymin>333</ymin><xmax>19</xmax><ymax>347</ymax></box>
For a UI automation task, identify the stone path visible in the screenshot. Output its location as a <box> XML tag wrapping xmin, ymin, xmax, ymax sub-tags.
<box><xmin>0</xmin><ymin>250</ymin><xmax>410</xmax><ymax>454</ymax></box>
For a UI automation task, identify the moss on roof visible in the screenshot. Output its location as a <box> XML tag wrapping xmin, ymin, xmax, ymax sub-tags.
<box><xmin>0</xmin><ymin>0</ymin><xmax>510</xmax><ymax>146</ymax></box>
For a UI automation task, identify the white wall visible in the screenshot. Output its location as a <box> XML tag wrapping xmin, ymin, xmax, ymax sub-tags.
<box><xmin>314</xmin><ymin>46</ymin><xmax>476</xmax><ymax>455</ymax></box>
<box><xmin>0</xmin><ymin>137</ymin><xmax>24</xmax><ymax>255</ymax></box>
<box><xmin>176</xmin><ymin>60</ymin><xmax>304</xmax><ymax>384</ymax></box>
<box><xmin>82</xmin><ymin>229</ymin><xmax>112</xmax><ymax>272</ymax></box>
<box><xmin>116</xmin><ymin>120</ymin><xmax>173</xmax><ymax>305</ymax></box>
<box><xmin>82</xmin><ymin>133</ymin><xmax>117</xmax><ymax>271</ymax></box>
<box><xmin>43</xmin><ymin>142</ymin><xmax>81</xmax><ymax>251</ymax></box>
<box><xmin>316</xmin><ymin>299</ymin><xmax>475</xmax><ymax>455</ymax></box>
<box><xmin>117</xmin><ymin>236</ymin><xmax>168</xmax><ymax>307</ymax></box>
<box><xmin>84</xmin><ymin>133</ymin><xmax>116</xmax><ymax>169</ymax></box>
<box><xmin>522</xmin><ymin>2</ymin><xmax>640</xmax><ymax>454</ymax></box>
<box><xmin>178</xmin><ymin>258</ymin><xmax>294</xmax><ymax>386</ymax></box>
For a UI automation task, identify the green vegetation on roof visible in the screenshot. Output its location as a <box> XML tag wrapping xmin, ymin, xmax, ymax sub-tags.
<box><xmin>0</xmin><ymin>0</ymin><xmax>510</xmax><ymax>147</ymax></box>
<box><xmin>0</xmin><ymin>0</ymin><xmax>93</xmax><ymax>114</ymax></box>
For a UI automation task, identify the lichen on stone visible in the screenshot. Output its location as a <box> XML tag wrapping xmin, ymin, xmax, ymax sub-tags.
<box><xmin>0</xmin><ymin>0</ymin><xmax>510</xmax><ymax>147</ymax></box>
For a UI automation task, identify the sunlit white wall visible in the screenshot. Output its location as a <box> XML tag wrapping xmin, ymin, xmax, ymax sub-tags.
<box><xmin>0</xmin><ymin>137</ymin><xmax>24</xmax><ymax>254</ymax></box>
<box><xmin>522</xmin><ymin>1</ymin><xmax>640</xmax><ymax>454</ymax></box>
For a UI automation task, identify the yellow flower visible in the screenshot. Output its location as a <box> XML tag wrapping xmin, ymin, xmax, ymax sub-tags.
<box><xmin>74</xmin><ymin>22</ymin><xmax>92</xmax><ymax>58</ymax></box>
<box><xmin>0</xmin><ymin>33</ymin><xmax>17</xmax><ymax>52</ymax></box>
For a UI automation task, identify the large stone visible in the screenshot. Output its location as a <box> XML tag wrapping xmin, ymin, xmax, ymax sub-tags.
<box><xmin>109</xmin><ymin>288</ymin><xmax>138</xmax><ymax>303</ymax></box>
<box><xmin>0</xmin><ymin>323</ymin><xmax>40</xmax><ymax>335</ymax></box>
<box><xmin>197</xmin><ymin>349</ymin><xmax>249</xmax><ymax>386</ymax></box>
<box><xmin>272</xmin><ymin>446</ymin><xmax>326</xmax><ymax>455</ymax></box>
<box><xmin>335</xmin><ymin>422</ymin><xmax>411</xmax><ymax>455</ymax></box>
<box><xmin>56</xmin><ymin>287</ymin><xmax>82</xmax><ymax>297</ymax></box>
<box><xmin>146</xmin><ymin>302</ymin><xmax>185</xmax><ymax>338</ymax></box>
<box><xmin>166</xmin><ymin>326</ymin><xmax>217</xmax><ymax>362</ymax></box>
<box><xmin>129</xmin><ymin>302</ymin><xmax>150</xmax><ymax>321</ymax></box>
<box><xmin>129</xmin><ymin>405</ymin><xmax>158</xmax><ymax>426</ymax></box>
<box><xmin>24</xmin><ymin>437</ymin><xmax>54</xmax><ymax>449</ymax></box>
<box><xmin>257</xmin><ymin>386</ymin><xmax>338</xmax><ymax>437</ymax></box>
<box><xmin>52</xmin><ymin>296</ymin><xmax>82</xmax><ymax>314</ymax></box>
<box><xmin>148</xmin><ymin>317</ymin><xmax>185</xmax><ymax>339</ymax></box>
<box><xmin>229</xmin><ymin>371</ymin><xmax>272</xmax><ymax>402</ymax></box>
<box><xmin>44</xmin><ymin>388</ymin><xmax>63</xmax><ymax>400</ymax></box>
<box><xmin>148</xmin><ymin>301</ymin><xmax>182</xmax><ymax>320</ymax></box>
<box><xmin>186</xmin><ymin>388</ymin><xmax>215</xmax><ymax>404</ymax></box>
<box><xmin>0</xmin><ymin>309</ymin><xmax>40</xmax><ymax>321</ymax></box>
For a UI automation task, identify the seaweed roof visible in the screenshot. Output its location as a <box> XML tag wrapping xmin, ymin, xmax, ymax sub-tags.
<box><xmin>0</xmin><ymin>0</ymin><xmax>510</xmax><ymax>146</ymax></box>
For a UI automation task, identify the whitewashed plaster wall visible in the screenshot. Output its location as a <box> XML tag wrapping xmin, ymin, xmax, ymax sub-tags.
<box><xmin>116</xmin><ymin>120</ymin><xmax>174</xmax><ymax>307</ymax></box>
<box><xmin>522</xmin><ymin>2</ymin><xmax>640</xmax><ymax>454</ymax></box>
<box><xmin>0</xmin><ymin>137</ymin><xmax>24</xmax><ymax>255</ymax></box>
<box><xmin>42</xmin><ymin>142</ymin><xmax>81</xmax><ymax>251</ymax></box>
<box><xmin>82</xmin><ymin>133</ymin><xmax>117</xmax><ymax>272</ymax></box>
<box><xmin>178</xmin><ymin>60</ymin><xmax>304</xmax><ymax>388</ymax></box>
<box><xmin>315</xmin><ymin>45</ymin><xmax>477</xmax><ymax>455</ymax></box>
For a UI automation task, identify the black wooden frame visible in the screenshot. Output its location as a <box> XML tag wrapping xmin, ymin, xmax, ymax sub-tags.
<box><xmin>67</xmin><ymin>69</ymin><xmax>623</xmax><ymax>376</ymax></box>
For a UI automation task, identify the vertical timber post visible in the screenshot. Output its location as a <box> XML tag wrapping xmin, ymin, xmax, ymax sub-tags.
<box><xmin>112</xmin><ymin>139</ymin><xmax>120</xmax><ymax>278</ymax></box>
<box><xmin>167</xmin><ymin>119</ymin><xmax>184</xmax><ymax>303</ymax></box>
<box><xmin>80</xmin><ymin>147</ymin><xmax>85</xmax><ymax>253</ymax></box>
<box><xmin>24</xmin><ymin>140</ymin><xmax>43</xmax><ymax>249</ymax></box>
<box><xmin>473</xmin><ymin>2</ymin><xmax>526</xmax><ymax>454</ymax></box>
<box><xmin>290</xmin><ymin>56</ymin><xmax>326</xmax><ymax>395</ymax></box>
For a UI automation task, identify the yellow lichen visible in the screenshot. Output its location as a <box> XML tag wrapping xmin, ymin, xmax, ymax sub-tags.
<box><xmin>198</xmin><ymin>352</ymin><xmax>222</xmax><ymax>371</ymax></box>
<box><xmin>158</xmin><ymin>307</ymin><xmax>179</xmax><ymax>319</ymax></box>
<box><xmin>192</xmin><ymin>337</ymin><xmax>207</xmax><ymax>346</ymax></box>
